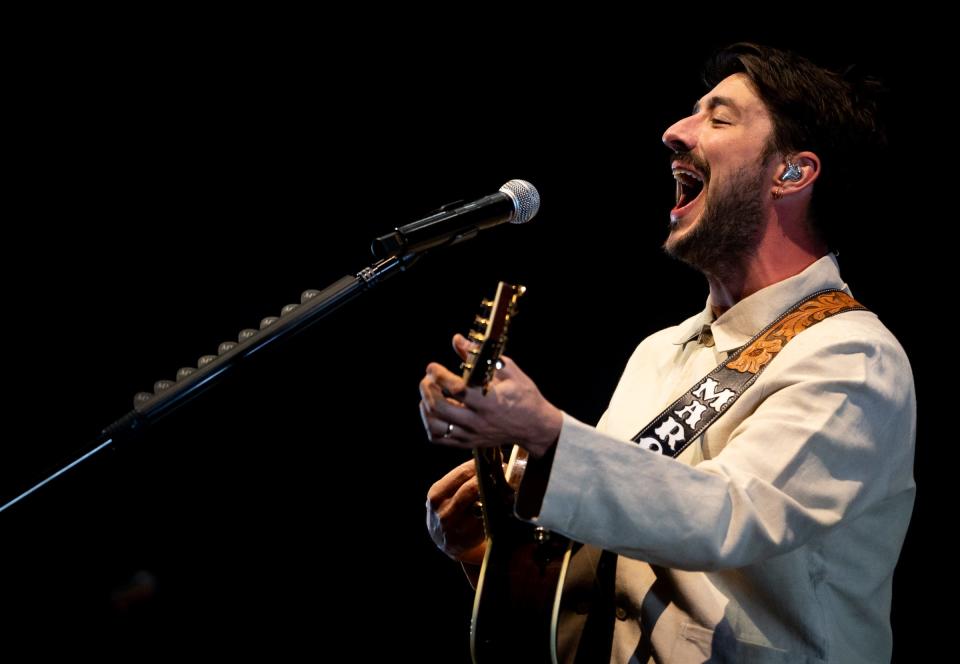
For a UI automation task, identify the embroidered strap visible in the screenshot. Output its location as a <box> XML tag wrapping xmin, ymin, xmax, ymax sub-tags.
<box><xmin>631</xmin><ymin>289</ymin><xmax>865</xmax><ymax>458</ymax></box>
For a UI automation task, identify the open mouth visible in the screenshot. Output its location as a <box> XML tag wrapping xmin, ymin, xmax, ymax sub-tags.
<box><xmin>672</xmin><ymin>166</ymin><xmax>704</xmax><ymax>212</ymax></box>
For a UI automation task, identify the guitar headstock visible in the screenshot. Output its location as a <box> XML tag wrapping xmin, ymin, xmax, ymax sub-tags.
<box><xmin>462</xmin><ymin>282</ymin><xmax>526</xmax><ymax>391</ymax></box>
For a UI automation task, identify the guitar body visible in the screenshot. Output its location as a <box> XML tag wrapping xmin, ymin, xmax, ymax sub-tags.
<box><xmin>471</xmin><ymin>517</ymin><xmax>572</xmax><ymax>664</ymax></box>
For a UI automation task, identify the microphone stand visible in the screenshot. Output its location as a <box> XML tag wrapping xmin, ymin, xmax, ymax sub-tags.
<box><xmin>0</xmin><ymin>250</ymin><xmax>421</xmax><ymax>513</ymax></box>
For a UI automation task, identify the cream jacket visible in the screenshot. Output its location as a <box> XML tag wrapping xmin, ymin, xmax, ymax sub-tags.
<box><xmin>534</xmin><ymin>255</ymin><xmax>916</xmax><ymax>663</ymax></box>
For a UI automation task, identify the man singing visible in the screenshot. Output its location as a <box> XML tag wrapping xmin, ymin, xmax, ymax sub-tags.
<box><xmin>421</xmin><ymin>43</ymin><xmax>915</xmax><ymax>663</ymax></box>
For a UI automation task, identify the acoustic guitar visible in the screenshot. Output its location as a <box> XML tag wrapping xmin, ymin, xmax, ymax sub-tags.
<box><xmin>462</xmin><ymin>282</ymin><xmax>574</xmax><ymax>664</ymax></box>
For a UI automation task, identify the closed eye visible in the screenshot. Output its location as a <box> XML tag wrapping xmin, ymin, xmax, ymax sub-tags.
<box><xmin>711</xmin><ymin>118</ymin><xmax>731</xmax><ymax>126</ymax></box>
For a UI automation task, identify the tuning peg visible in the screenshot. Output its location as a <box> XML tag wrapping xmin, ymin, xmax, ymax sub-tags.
<box><xmin>218</xmin><ymin>341</ymin><xmax>237</xmax><ymax>355</ymax></box>
<box><xmin>301</xmin><ymin>289</ymin><xmax>320</xmax><ymax>303</ymax></box>
<box><xmin>474</xmin><ymin>316</ymin><xmax>489</xmax><ymax>328</ymax></box>
<box><xmin>468</xmin><ymin>330</ymin><xmax>486</xmax><ymax>342</ymax></box>
<box><xmin>260</xmin><ymin>316</ymin><xmax>279</xmax><ymax>329</ymax></box>
<box><xmin>153</xmin><ymin>380</ymin><xmax>174</xmax><ymax>393</ymax></box>
<box><xmin>460</xmin><ymin>361</ymin><xmax>474</xmax><ymax>371</ymax></box>
<box><xmin>281</xmin><ymin>303</ymin><xmax>299</xmax><ymax>316</ymax></box>
<box><xmin>197</xmin><ymin>355</ymin><xmax>217</xmax><ymax>368</ymax></box>
<box><xmin>238</xmin><ymin>328</ymin><xmax>257</xmax><ymax>342</ymax></box>
<box><xmin>481</xmin><ymin>298</ymin><xmax>494</xmax><ymax>308</ymax></box>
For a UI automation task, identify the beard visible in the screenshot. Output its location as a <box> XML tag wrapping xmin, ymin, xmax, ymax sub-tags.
<box><xmin>664</xmin><ymin>163</ymin><xmax>767</xmax><ymax>279</ymax></box>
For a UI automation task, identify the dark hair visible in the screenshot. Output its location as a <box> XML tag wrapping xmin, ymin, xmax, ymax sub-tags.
<box><xmin>703</xmin><ymin>43</ymin><xmax>888</xmax><ymax>250</ymax></box>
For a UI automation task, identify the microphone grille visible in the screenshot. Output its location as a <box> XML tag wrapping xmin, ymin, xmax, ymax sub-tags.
<box><xmin>500</xmin><ymin>179</ymin><xmax>540</xmax><ymax>224</ymax></box>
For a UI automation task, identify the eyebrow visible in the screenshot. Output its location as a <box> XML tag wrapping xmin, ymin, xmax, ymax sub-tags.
<box><xmin>692</xmin><ymin>95</ymin><xmax>742</xmax><ymax>117</ymax></box>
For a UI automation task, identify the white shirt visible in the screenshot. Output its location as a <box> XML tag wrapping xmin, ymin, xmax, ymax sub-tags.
<box><xmin>535</xmin><ymin>254</ymin><xmax>916</xmax><ymax>663</ymax></box>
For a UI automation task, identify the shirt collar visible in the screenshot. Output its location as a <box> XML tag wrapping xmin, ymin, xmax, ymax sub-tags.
<box><xmin>672</xmin><ymin>308</ymin><xmax>715</xmax><ymax>348</ymax></box>
<box><xmin>671</xmin><ymin>254</ymin><xmax>850</xmax><ymax>353</ymax></box>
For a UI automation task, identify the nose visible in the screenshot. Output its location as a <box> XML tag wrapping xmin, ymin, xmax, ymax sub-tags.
<box><xmin>662</xmin><ymin>114</ymin><xmax>697</xmax><ymax>153</ymax></box>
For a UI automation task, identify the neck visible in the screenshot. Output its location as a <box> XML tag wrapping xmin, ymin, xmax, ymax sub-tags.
<box><xmin>708</xmin><ymin>210</ymin><xmax>828</xmax><ymax>317</ymax></box>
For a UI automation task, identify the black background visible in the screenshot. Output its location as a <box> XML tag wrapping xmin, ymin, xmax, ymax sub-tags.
<box><xmin>3</xmin><ymin>17</ymin><xmax>932</xmax><ymax>660</ymax></box>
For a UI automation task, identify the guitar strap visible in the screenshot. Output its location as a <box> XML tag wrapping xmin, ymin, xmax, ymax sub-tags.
<box><xmin>572</xmin><ymin>289</ymin><xmax>865</xmax><ymax>663</ymax></box>
<box><xmin>629</xmin><ymin>289</ymin><xmax>865</xmax><ymax>456</ymax></box>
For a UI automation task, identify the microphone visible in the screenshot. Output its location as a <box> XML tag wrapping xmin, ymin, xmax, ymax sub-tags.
<box><xmin>371</xmin><ymin>179</ymin><xmax>540</xmax><ymax>258</ymax></box>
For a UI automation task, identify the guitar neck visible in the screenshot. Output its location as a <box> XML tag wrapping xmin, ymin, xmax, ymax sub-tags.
<box><xmin>473</xmin><ymin>447</ymin><xmax>506</xmax><ymax>535</ymax></box>
<box><xmin>461</xmin><ymin>281</ymin><xmax>526</xmax><ymax>538</ymax></box>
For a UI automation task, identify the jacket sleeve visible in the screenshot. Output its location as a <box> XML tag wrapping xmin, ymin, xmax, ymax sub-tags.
<box><xmin>527</xmin><ymin>327</ymin><xmax>916</xmax><ymax>571</ymax></box>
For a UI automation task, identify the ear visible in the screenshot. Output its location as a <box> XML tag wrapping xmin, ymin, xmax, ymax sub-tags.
<box><xmin>773</xmin><ymin>151</ymin><xmax>820</xmax><ymax>197</ymax></box>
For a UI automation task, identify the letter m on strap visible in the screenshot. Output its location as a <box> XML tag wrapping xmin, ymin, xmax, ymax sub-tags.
<box><xmin>692</xmin><ymin>378</ymin><xmax>735</xmax><ymax>412</ymax></box>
